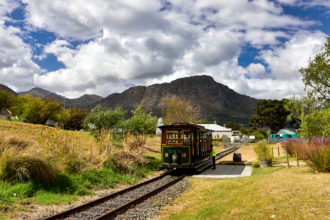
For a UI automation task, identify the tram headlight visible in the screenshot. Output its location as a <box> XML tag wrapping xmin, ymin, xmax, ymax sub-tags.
<box><xmin>172</xmin><ymin>154</ymin><xmax>177</xmax><ymax>160</ymax></box>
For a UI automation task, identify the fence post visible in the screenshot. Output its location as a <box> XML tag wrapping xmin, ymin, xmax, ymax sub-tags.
<box><xmin>278</xmin><ymin>147</ymin><xmax>280</xmax><ymax>156</ymax></box>
<box><xmin>272</xmin><ymin>147</ymin><xmax>273</xmax><ymax>156</ymax></box>
<box><xmin>286</xmin><ymin>149</ymin><xmax>290</xmax><ymax>168</ymax></box>
<box><xmin>296</xmin><ymin>151</ymin><xmax>299</xmax><ymax>167</ymax></box>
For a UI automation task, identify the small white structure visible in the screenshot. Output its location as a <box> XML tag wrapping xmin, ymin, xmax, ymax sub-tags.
<box><xmin>156</xmin><ymin>117</ymin><xmax>163</xmax><ymax>135</ymax></box>
<box><xmin>198</xmin><ymin>121</ymin><xmax>232</xmax><ymax>138</ymax></box>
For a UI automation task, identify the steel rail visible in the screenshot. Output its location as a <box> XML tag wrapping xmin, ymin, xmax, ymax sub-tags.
<box><xmin>42</xmin><ymin>170</ymin><xmax>173</xmax><ymax>220</ymax></box>
<box><xmin>43</xmin><ymin>147</ymin><xmax>239</xmax><ymax>220</ymax></box>
<box><xmin>94</xmin><ymin>174</ymin><xmax>187</xmax><ymax>220</ymax></box>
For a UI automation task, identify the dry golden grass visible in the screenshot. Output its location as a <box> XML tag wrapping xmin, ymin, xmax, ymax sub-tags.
<box><xmin>0</xmin><ymin>121</ymin><xmax>105</xmax><ymax>173</ymax></box>
<box><xmin>0</xmin><ymin>121</ymin><xmax>165</xmax><ymax>175</ymax></box>
<box><xmin>218</xmin><ymin>144</ymin><xmax>257</xmax><ymax>162</ymax></box>
<box><xmin>157</xmin><ymin>166</ymin><xmax>330</xmax><ymax>220</ymax></box>
<box><xmin>218</xmin><ymin>142</ymin><xmax>288</xmax><ymax>163</ymax></box>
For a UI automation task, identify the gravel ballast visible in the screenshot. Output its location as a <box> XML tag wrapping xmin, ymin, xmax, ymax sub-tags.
<box><xmin>120</xmin><ymin>177</ymin><xmax>191</xmax><ymax>220</ymax></box>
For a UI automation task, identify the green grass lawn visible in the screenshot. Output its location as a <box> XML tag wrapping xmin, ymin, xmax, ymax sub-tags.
<box><xmin>158</xmin><ymin>166</ymin><xmax>330</xmax><ymax>220</ymax></box>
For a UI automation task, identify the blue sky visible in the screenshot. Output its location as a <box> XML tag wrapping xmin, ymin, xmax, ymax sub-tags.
<box><xmin>0</xmin><ymin>0</ymin><xmax>329</xmax><ymax>99</ymax></box>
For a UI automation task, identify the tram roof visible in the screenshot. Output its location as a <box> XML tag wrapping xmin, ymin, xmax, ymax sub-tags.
<box><xmin>158</xmin><ymin>122</ymin><xmax>213</xmax><ymax>132</ymax></box>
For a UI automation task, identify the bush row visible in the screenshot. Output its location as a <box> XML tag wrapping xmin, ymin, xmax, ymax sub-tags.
<box><xmin>281</xmin><ymin>137</ymin><xmax>329</xmax><ymax>172</ymax></box>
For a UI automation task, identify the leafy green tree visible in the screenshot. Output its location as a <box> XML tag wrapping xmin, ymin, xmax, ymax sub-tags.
<box><xmin>60</xmin><ymin>107</ymin><xmax>89</xmax><ymax>130</ymax></box>
<box><xmin>239</xmin><ymin>127</ymin><xmax>267</xmax><ymax>142</ymax></box>
<box><xmin>0</xmin><ymin>89</ymin><xmax>15</xmax><ymax>111</ymax></box>
<box><xmin>19</xmin><ymin>96</ymin><xmax>62</xmax><ymax>124</ymax></box>
<box><xmin>299</xmin><ymin>37</ymin><xmax>330</xmax><ymax>104</ymax></box>
<box><xmin>11</xmin><ymin>95</ymin><xmax>26</xmax><ymax>116</ymax></box>
<box><xmin>225</xmin><ymin>121</ymin><xmax>240</xmax><ymax>130</ymax></box>
<box><xmin>126</xmin><ymin>105</ymin><xmax>157</xmax><ymax>148</ymax></box>
<box><xmin>162</xmin><ymin>95</ymin><xmax>200</xmax><ymax>124</ymax></box>
<box><xmin>83</xmin><ymin>105</ymin><xmax>126</xmax><ymax>131</ymax></box>
<box><xmin>127</xmin><ymin>105</ymin><xmax>157</xmax><ymax>136</ymax></box>
<box><xmin>41</xmin><ymin>98</ymin><xmax>63</xmax><ymax>122</ymax></box>
<box><xmin>299</xmin><ymin>106</ymin><xmax>330</xmax><ymax>140</ymax></box>
<box><xmin>285</xmin><ymin>92</ymin><xmax>319</xmax><ymax>125</ymax></box>
<box><xmin>250</xmin><ymin>99</ymin><xmax>290</xmax><ymax>133</ymax></box>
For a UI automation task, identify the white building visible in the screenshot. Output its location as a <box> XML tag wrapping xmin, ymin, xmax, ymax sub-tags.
<box><xmin>198</xmin><ymin>121</ymin><xmax>232</xmax><ymax>138</ymax></box>
<box><xmin>156</xmin><ymin>117</ymin><xmax>163</xmax><ymax>135</ymax></box>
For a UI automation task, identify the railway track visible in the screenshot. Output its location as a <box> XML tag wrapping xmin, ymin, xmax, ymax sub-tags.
<box><xmin>195</xmin><ymin>146</ymin><xmax>240</xmax><ymax>172</ymax></box>
<box><xmin>43</xmin><ymin>146</ymin><xmax>239</xmax><ymax>220</ymax></box>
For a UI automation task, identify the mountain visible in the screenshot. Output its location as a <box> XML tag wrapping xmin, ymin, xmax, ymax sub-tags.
<box><xmin>98</xmin><ymin>75</ymin><xmax>259</xmax><ymax>123</ymax></box>
<box><xmin>0</xmin><ymin>84</ymin><xmax>17</xmax><ymax>95</ymax></box>
<box><xmin>19</xmin><ymin>88</ymin><xmax>102</xmax><ymax>109</ymax></box>
<box><xmin>67</xmin><ymin>94</ymin><xmax>103</xmax><ymax>109</ymax></box>
<box><xmin>2</xmin><ymin>75</ymin><xmax>259</xmax><ymax>124</ymax></box>
<box><xmin>20</xmin><ymin>87</ymin><xmax>65</xmax><ymax>100</ymax></box>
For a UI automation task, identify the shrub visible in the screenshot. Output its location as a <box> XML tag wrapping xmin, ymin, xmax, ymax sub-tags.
<box><xmin>281</xmin><ymin>139</ymin><xmax>306</xmax><ymax>158</ymax></box>
<box><xmin>104</xmin><ymin>151</ymin><xmax>147</xmax><ymax>173</ymax></box>
<box><xmin>300</xmin><ymin>137</ymin><xmax>330</xmax><ymax>172</ymax></box>
<box><xmin>252</xmin><ymin>161</ymin><xmax>260</xmax><ymax>168</ymax></box>
<box><xmin>1</xmin><ymin>156</ymin><xmax>57</xmax><ymax>183</ymax></box>
<box><xmin>254</xmin><ymin>141</ymin><xmax>272</xmax><ymax>163</ymax></box>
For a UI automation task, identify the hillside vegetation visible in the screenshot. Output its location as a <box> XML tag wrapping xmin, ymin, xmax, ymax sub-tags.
<box><xmin>0</xmin><ymin>120</ymin><xmax>161</xmax><ymax>218</ymax></box>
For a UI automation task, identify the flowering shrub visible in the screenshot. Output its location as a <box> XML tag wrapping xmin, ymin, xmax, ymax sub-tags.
<box><xmin>282</xmin><ymin>138</ymin><xmax>329</xmax><ymax>172</ymax></box>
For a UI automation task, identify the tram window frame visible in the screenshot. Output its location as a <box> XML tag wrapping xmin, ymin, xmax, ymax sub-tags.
<box><xmin>184</xmin><ymin>130</ymin><xmax>191</xmax><ymax>145</ymax></box>
<box><xmin>166</xmin><ymin>129</ymin><xmax>183</xmax><ymax>145</ymax></box>
<box><xmin>161</xmin><ymin>130</ymin><xmax>166</xmax><ymax>144</ymax></box>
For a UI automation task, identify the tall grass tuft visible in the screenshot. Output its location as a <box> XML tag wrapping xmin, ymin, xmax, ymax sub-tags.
<box><xmin>103</xmin><ymin>150</ymin><xmax>147</xmax><ymax>173</ymax></box>
<box><xmin>39</xmin><ymin>128</ymin><xmax>86</xmax><ymax>173</ymax></box>
<box><xmin>1</xmin><ymin>156</ymin><xmax>57</xmax><ymax>183</ymax></box>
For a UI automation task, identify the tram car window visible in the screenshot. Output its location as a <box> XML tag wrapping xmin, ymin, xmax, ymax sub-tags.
<box><xmin>159</xmin><ymin>122</ymin><xmax>213</xmax><ymax>169</ymax></box>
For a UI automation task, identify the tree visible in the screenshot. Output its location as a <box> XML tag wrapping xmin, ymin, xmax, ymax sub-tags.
<box><xmin>84</xmin><ymin>105</ymin><xmax>126</xmax><ymax>130</ymax></box>
<box><xmin>126</xmin><ymin>105</ymin><xmax>157</xmax><ymax>148</ymax></box>
<box><xmin>18</xmin><ymin>96</ymin><xmax>62</xmax><ymax>124</ymax></box>
<box><xmin>225</xmin><ymin>121</ymin><xmax>240</xmax><ymax>130</ymax></box>
<box><xmin>299</xmin><ymin>107</ymin><xmax>330</xmax><ymax>140</ymax></box>
<box><xmin>285</xmin><ymin>92</ymin><xmax>319</xmax><ymax>125</ymax></box>
<box><xmin>162</xmin><ymin>95</ymin><xmax>200</xmax><ymax>124</ymax></box>
<box><xmin>249</xmin><ymin>99</ymin><xmax>290</xmax><ymax>133</ymax></box>
<box><xmin>0</xmin><ymin>89</ymin><xmax>15</xmax><ymax>111</ymax></box>
<box><xmin>299</xmin><ymin>37</ymin><xmax>330</xmax><ymax>104</ymax></box>
<box><xmin>60</xmin><ymin>107</ymin><xmax>89</xmax><ymax>130</ymax></box>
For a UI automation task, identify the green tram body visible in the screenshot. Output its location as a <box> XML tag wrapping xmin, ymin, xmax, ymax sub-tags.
<box><xmin>159</xmin><ymin>123</ymin><xmax>213</xmax><ymax>169</ymax></box>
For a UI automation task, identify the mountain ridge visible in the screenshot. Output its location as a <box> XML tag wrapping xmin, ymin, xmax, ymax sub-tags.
<box><xmin>97</xmin><ymin>75</ymin><xmax>259</xmax><ymax>121</ymax></box>
<box><xmin>1</xmin><ymin>75</ymin><xmax>259</xmax><ymax>123</ymax></box>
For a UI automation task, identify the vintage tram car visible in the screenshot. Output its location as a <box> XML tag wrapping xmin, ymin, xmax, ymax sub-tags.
<box><xmin>159</xmin><ymin>122</ymin><xmax>213</xmax><ymax>169</ymax></box>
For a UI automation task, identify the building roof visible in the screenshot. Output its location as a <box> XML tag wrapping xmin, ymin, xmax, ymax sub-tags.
<box><xmin>277</xmin><ymin>129</ymin><xmax>297</xmax><ymax>135</ymax></box>
<box><xmin>198</xmin><ymin>123</ymin><xmax>232</xmax><ymax>132</ymax></box>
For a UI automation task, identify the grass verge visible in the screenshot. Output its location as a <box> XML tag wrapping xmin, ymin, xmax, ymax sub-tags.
<box><xmin>157</xmin><ymin>166</ymin><xmax>330</xmax><ymax>220</ymax></box>
<box><xmin>0</xmin><ymin>155</ymin><xmax>161</xmax><ymax>218</ymax></box>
